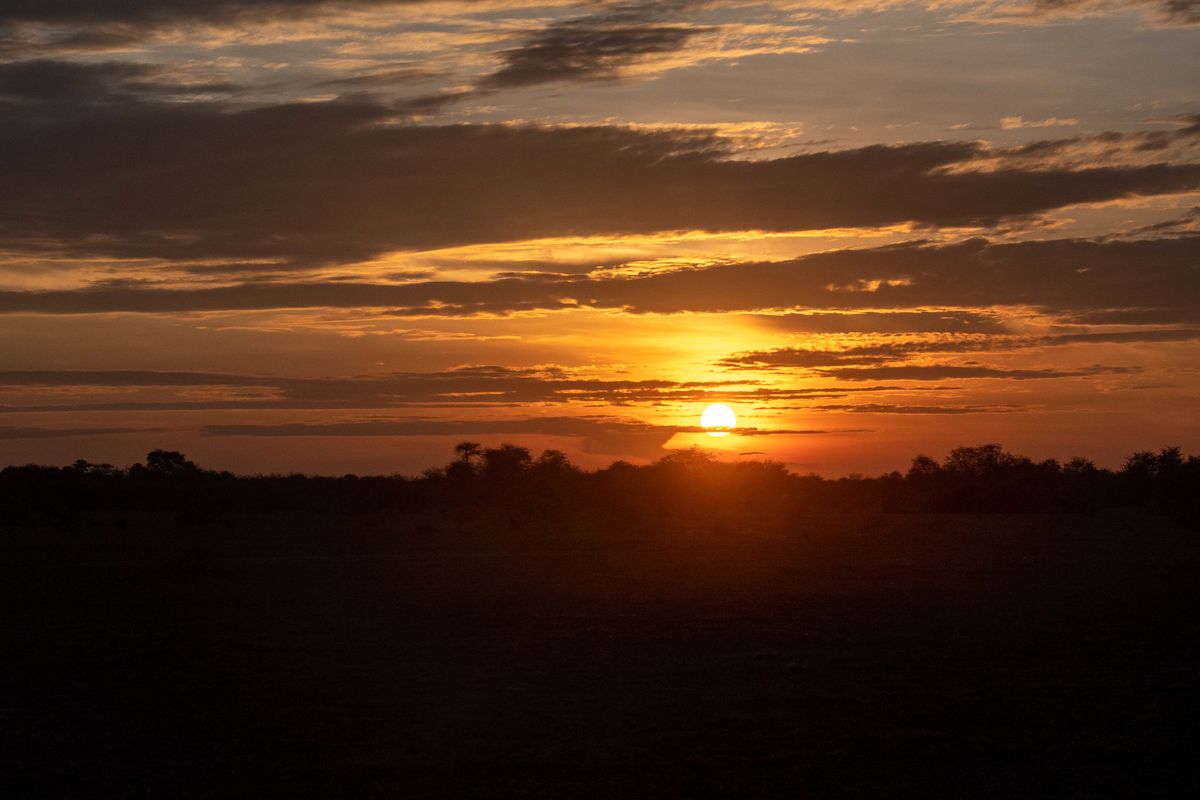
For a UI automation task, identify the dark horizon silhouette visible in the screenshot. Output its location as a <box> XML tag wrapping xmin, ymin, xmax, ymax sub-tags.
<box><xmin>5</xmin><ymin>442</ymin><xmax>1198</xmax><ymax>523</ymax></box>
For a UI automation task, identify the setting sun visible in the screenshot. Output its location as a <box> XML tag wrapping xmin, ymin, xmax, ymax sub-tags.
<box><xmin>700</xmin><ymin>403</ymin><xmax>737</xmax><ymax>436</ymax></box>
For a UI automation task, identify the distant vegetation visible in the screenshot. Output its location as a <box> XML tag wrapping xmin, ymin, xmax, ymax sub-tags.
<box><xmin>2</xmin><ymin>443</ymin><xmax>1198</xmax><ymax>526</ymax></box>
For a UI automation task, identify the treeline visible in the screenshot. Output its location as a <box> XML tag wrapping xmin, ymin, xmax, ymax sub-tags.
<box><xmin>1</xmin><ymin>443</ymin><xmax>1198</xmax><ymax>524</ymax></box>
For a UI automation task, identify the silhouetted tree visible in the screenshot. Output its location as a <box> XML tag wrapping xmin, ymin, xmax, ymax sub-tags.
<box><xmin>144</xmin><ymin>450</ymin><xmax>198</xmax><ymax>474</ymax></box>
<box><xmin>482</xmin><ymin>443</ymin><xmax>532</xmax><ymax>482</ymax></box>
<box><xmin>454</xmin><ymin>441</ymin><xmax>483</xmax><ymax>464</ymax></box>
<box><xmin>534</xmin><ymin>449</ymin><xmax>574</xmax><ymax>473</ymax></box>
<box><xmin>1123</xmin><ymin>450</ymin><xmax>1159</xmax><ymax>479</ymax></box>
<box><xmin>445</xmin><ymin>441</ymin><xmax>483</xmax><ymax>482</ymax></box>
<box><xmin>1064</xmin><ymin>457</ymin><xmax>1097</xmax><ymax>474</ymax></box>
<box><xmin>907</xmin><ymin>455</ymin><xmax>940</xmax><ymax>478</ymax></box>
<box><xmin>943</xmin><ymin>444</ymin><xmax>1025</xmax><ymax>476</ymax></box>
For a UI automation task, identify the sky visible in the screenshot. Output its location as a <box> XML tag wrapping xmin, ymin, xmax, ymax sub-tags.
<box><xmin>1</xmin><ymin>0</ymin><xmax>1198</xmax><ymax>476</ymax></box>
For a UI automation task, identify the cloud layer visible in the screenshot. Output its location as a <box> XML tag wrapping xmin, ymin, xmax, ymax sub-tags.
<box><xmin>1</xmin><ymin>85</ymin><xmax>1198</xmax><ymax>270</ymax></box>
<box><xmin>4</xmin><ymin>236</ymin><xmax>1196</xmax><ymax>320</ymax></box>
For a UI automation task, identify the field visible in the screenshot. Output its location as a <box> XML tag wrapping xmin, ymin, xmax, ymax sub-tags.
<box><xmin>3</xmin><ymin>509</ymin><xmax>1196</xmax><ymax>798</ymax></box>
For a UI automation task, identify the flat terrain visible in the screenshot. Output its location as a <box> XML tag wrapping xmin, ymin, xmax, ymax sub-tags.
<box><xmin>2</xmin><ymin>510</ymin><xmax>1196</xmax><ymax>798</ymax></box>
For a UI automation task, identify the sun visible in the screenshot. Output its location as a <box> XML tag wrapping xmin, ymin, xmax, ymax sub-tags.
<box><xmin>700</xmin><ymin>403</ymin><xmax>737</xmax><ymax>436</ymax></box>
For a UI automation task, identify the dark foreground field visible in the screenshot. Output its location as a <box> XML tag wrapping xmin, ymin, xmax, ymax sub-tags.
<box><xmin>3</xmin><ymin>510</ymin><xmax>1196</xmax><ymax>798</ymax></box>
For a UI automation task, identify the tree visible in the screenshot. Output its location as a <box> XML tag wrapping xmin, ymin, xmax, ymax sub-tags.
<box><xmin>655</xmin><ymin>446</ymin><xmax>716</xmax><ymax>472</ymax></box>
<box><xmin>907</xmin><ymin>455</ymin><xmax>940</xmax><ymax>478</ymax></box>
<box><xmin>446</xmin><ymin>441</ymin><xmax>483</xmax><ymax>481</ymax></box>
<box><xmin>1156</xmin><ymin>446</ymin><xmax>1184</xmax><ymax>475</ymax></box>
<box><xmin>482</xmin><ymin>443</ymin><xmax>532</xmax><ymax>481</ymax></box>
<box><xmin>144</xmin><ymin>450</ymin><xmax>197</xmax><ymax>474</ymax></box>
<box><xmin>943</xmin><ymin>444</ymin><xmax>1026</xmax><ymax>476</ymax></box>
<box><xmin>1122</xmin><ymin>450</ymin><xmax>1158</xmax><ymax>479</ymax></box>
<box><xmin>1064</xmin><ymin>457</ymin><xmax>1097</xmax><ymax>474</ymax></box>
<box><xmin>533</xmin><ymin>449</ymin><xmax>577</xmax><ymax>475</ymax></box>
<box><xmin>454</xmin><ymin>441</ymin><xmax>482</xmax><ymax>464</ymax></box>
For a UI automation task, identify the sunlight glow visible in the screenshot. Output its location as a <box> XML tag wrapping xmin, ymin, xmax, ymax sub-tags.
<box><xmin>700</xmin><ymin>403</ymin><xmax>737</xmax><ymax>436</ymax></box>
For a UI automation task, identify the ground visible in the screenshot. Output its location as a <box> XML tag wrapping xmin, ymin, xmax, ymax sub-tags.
<box><xmin>2</xmin><ymin>509</ymin><xmax>1196</xmax><ymax>798</ymax></box>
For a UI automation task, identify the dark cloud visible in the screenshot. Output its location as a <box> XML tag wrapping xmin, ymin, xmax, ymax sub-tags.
<box><xmin>0</xmin><ymin>1</ymin><xmax>442</xmax><ymax>26</ymax></box>
<box><xmin>0</xmin><ymin>58</ymin><xmax>237</xmax><ymax>104</ymax></box>
<box><xmin>5</xmin><ymin>1</ymin><xmax>1194</xmax><ymax>28</ymax></box>
<box><xmin>480</xmin><ymin>2</ymin><xmax>710</xmax><ymax>89</ymax></box>
<box><xmin>320</xmin><ymin>63</ymin><xmax>448</xmax><ymax>89</ymax></box>
<box><xmin>1063</xmin><ymin>307</ymin><xmax>1200</xmax><ymax>325</ymax></box>
<box><xmin>1125</xmin><ymin>206</ymin><xmax>1200</xmax><ymax>236</ymax></box>
<box><xmin>0</xmin><ymin>2</ymin><xmax>494</xmax><ymax>59</ymax></box>
<box><xmin>722</xmin><ymin>328</ymin><xmax>1200</xmax><ymax>368</ymax></box>
<box><xmin>1147</xmin><ymin>0</ymin><xmax>1200</xmax><ymax>25</ymax></box>
<box><xmin>805</xmin><ymin>404</ymin><xmax>1020</xmax><ymax>414</ymax></box>
<box><xmin>4</xmin><ymin>236</ymin><xmax>1197</xmax><ymax>321</ymax></box>
<box><xmin>0</xmin><ymin>368</ymin><xmax>941</xmax><ymax>413</ymax></box>
<box><xmin>0</xmin><ymin>367</ymin><xmax>751</xmax><ymax>412</ymax></box>
<box><xmin>2</xmin><ymin>0</ymin><xmax>712</xmax><ymax>84</ymax></box>
<box><xmin>1025</xmin><ymin>0</ymin><xmax>1199</xmax><ymax>26</ymax></box>
<box><xmin>720</xmin><ymin>349</ymin><xmax>891</xmax><ymax>369</ymax></box>
<box><xmin>0</xmin><ymin>424</ymin><xmax>166</xmax><ymax>439</ymax></box>
<box><xmin>0</xmin><ymin>370</ymin><xmax>268</xmax><ymax>387</ymax></box>
<box><xmin>811</xmin><ymin>365</ymin><xmax>1142</xmax><ymax>382</ymax></box>
<box><xmin>3</xmin><ymin>82</ymin><xmax>1198</xmax><ymax>266</ymax></box>
<box><xmin>200</xmin><ymin>417</ymin><xmax>830</xmax><ymax>438</ymax></box>
<box><xmin>393</xmin><ymin>88</ymin><xmax>478</xmax><ymax>116</ymax></box>
<box><xmin>0</xmin><ymin>58</ymin><xmax>150</xmax><ymax>100</ymax></box>
<box><xmin>202</xmin><ymin>415</ymin><xmax>683</xmax><ymax>459</ymax></box>
<box><xmin>750</xmin><ymin>311</ymin><xmax>1012</xmax><ymax>334</ymax></box>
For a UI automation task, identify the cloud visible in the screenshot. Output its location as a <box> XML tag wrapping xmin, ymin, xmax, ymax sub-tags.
<box><xmin>480</xmin><ymin>2</ymin><xmax>712</xmax><ymax>89</ymax></box>
<box><xmin>804</xmin><ymin>403</ymin><xmax>1020</xmax><ymax>414</ymax></box>
<box><xmin>947</xmin><ymin>117</ymin><xmax>1200</xmax><ymax>173</ymax></box>
<box><xmin>0</xmin><ymin>366</ymin><xmax>751</xmax><ymax>411</ymax></box>
<box><xmin>952</xmin><ymin>0</ymin><xmax>1200</xmax><ymax>27</ymax></box>
<box><xmin>320</xmin><ymin>63</ymin><xmax>449</xmax><ymax>89</ymax></box>
<box><xmin>0</xmin><ymin>58</ymin><xmax>236</xmax><ymax>103</ymax></box>
<box><xmin>201</xmin><ymin>416</ymin><xmax>660</xmax><ymax>438</ymax></box>
<box><xmin>0</xmin><ymin>1</ymin><xmax>505</xmax><ymax>59</ymax></box>
<box><xmin>0</xmin><ymin>424</ymin><xmax>166</xmax><ymax>439</ymax></box>
<box><xmin>4</xmin><ymin>235</ymin><xmax>1197</xmax><ymax>321</ymax></box>
<box><xmin>811</xmin><ymin>364</ymin><xmax>1142</xmax><ymax>381</ymax></box>
<box><xmin>721</xmin><ymin>328</ymin><xmax>1200</xmax><ymax>368</ymax></box>
<box><xmin>0</xmin><ymin>58</ymin><xmax>151</xmax><ymax>101</ymax></box>
<box><xmin>1126</xmin><ymin>206</ymin><xmax>1200</xmax><ymax>236</ymax></box>
<box><xmin>6</xmin><ymin>1</ymin><xmax>1194</xmax><ymax>29</ymax></box>
<box><xmin>2</xmin><ymin>87</ymin><xmax>1198</xmax><ymax>270</ymax></box>
<box><xmin>1000</xmin><ymin>116</ymin><xmax>1080</xmax><ymax>129</ymax></box>
<box><xmin>201</xmin><ymin>415</ymin><xmax>684</xmax><ymax>458</ymax></box>
<box><xmin>720</xmin><ymin>349</ymin><xmax>891</xmax><ymax>368</ymax></box>
<box><xmin>0</xmin><ymin>1</ymin><xmax>447</xmax><ymax>27</ymax></box>
<box><xmin>0</xmin><ymin>368</ymin><xmax>949</xmax><ymax>413</ymax></box>
<box><xmin>200</xmin><ymin>416</ymin><xmax>831</xmax><ymax>437</ymax></box>
<box><xmin>749</xmin><ymin>311</ymin><xmax>1012</xmax><ymax>334</ymax></box>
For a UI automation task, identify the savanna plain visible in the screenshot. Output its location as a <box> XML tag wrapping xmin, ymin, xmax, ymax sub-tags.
<box><xmin>4</xmin><ymin>476</ymin><xmax>1196</xmax><ymax>798</ymax></box>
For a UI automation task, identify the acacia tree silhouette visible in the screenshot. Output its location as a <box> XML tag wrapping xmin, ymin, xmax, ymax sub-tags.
<box><xmin>447</xmin><ymin>441</ymin><xmax>483</xmax><ymax>481</ymax></box>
